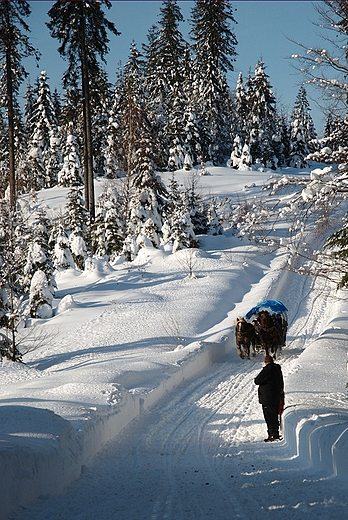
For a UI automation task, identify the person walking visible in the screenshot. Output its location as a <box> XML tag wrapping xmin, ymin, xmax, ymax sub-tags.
<box><xmin>255</xmin><ymin>354</ymin><xmax>284</xmax><ymax>442</ymax></box>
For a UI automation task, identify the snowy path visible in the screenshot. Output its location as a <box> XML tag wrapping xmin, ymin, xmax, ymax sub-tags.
<box><xmin>9</xmin><ymin>259</ymin><xmax>348</xmax><ymax>520</ymax></box>
<box><xmin>10</xmin><ymin>363</ymin><xmax>348</xmax><ymax>520</ymax></box>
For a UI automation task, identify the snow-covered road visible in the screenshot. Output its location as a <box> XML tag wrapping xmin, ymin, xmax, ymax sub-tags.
<box><xmin>9</xmin><ymin>251</ymin><xmax>348</xmax><ymax>520</ymax></box>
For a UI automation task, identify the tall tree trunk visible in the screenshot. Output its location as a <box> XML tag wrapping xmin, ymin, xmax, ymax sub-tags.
<box><xmin>5</xmin><ymin>9</ymin><xmax>16</xmax><ymax>209</ymax></box>
<box><xmin>80</xmin><ymin>7</ymin><xmax>95</xmax><ymax>222</ymax></box>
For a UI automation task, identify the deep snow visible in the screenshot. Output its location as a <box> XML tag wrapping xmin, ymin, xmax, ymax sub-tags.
<box><xmin>1</xmin><ymin>165</ymin><xmax>348</xmax><ymax>520</ymax></box>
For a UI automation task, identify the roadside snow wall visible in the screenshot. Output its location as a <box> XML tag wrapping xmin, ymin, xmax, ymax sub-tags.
<box><xmin>283</xmin><ymin>308</ymin><xmax>348</xmax><ymax>480</ymax></box>
<box><xmin>0</xmin><ymin>334</ymin><xmax>233</xmax><ymax>520</ymax></box>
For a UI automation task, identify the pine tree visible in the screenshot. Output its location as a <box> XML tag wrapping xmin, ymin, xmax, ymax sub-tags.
<box><xmin>0</xmin><ymin>0</ymin><xmax>39</xmax><ymax>208</ymax></box>
<box><xmin>24</xmin><ymin>207</ymin><xmax>56</xmax><ymax>318</ymax></box>
<box><xmin>289</xmin><ymin>86</ymin><xmax>317</xmax><ymax>168</ymax></box>
<box><xmin>189</xmin><ymin>0</ymin><xmax>238</xmax><ymax>165</ymax></box>
<box><xmin>50</xmin><ymin>218</ymin><xmax>75</xmax><ymax>270</ymax></box>
<box><xmin>325</xmin><ymin>214</ymin><xmax>348</xmax><ymax>288</ymax></box>
<box><xmin>275</xmin><ymin>111</ymin><xmax>291</xmax><ymax>168</ymax></box>
<box><xmin>23</xmin><ymin>207</ymin><xmax>55</xmax><ymax>292</ymax></box>
<box><xmin>307</xmin><ymin>112</ymin><xmax>348</xmax><ymax>165</ymax></box>
<box><xmin>105</xmin><ymin>82</ymin><xmax>124</xmax><ymax>178</ymax></box>
<box><xmin>0</xmin><ymin>199</ymin><xmax>28</xmax><ymax>360</ymax></box>
<box><xmin>247</xmin><ymin>61</ymin><xmax>279</xmax><ymax>168</ymax></box>
<box><xmin>125</xmin><ymin>162</ymin><xmax>168</xmax><ymax>259</ymax></box>
<box><xmin>114</xmin><ymin>42</ymin><xmax>149</xmax><ymax>177</ymax></box>
<box><xmin>47</xmin><ymin>0</ymin><xmax>120</xmax><ymax>220</ymax></box>
<box><xmin>162</xmin><ymin>173</ymin><xmax>196</xmax><ymax>252</ymax></box>
<box><xmin>58</xmin><ymin>123</ymin><xmax>83</xmax><ymax>187</ymax></box>
<box><xmin>29</xmin><ymin>269</ymin><xmax>54</xmax><ymax>319</ymax></box>
<box><xmin>206</xmin><ymin>197</ymin><xmax>223</xmax><ymax>235</ymax></box>
<box><xmin>90</xmin><ymin>183</ymin><xmax>125</xmax><ymax>261</ymax></box>
<box><xmin>143</xmin><ymin>0</ymin><xmax>187</xmax><ymax>169</ymax></box>
<box><xmin>64</xmin><ymin>187</ymin><xmax>89</xmax><ymax>269</ymax></box>
<box><xmin>25</xmin><ymin>70</ymin><xmax>60</xmax><ymax>187</ymax></box>
<box><xmin>233</xmin><ymin>72</ymin><xmax>250</xmax><ymax>145</ymax></box>
<box><xmin>90</xmin><ymin>68</ymin><xmax>112</xmax><ymax>177</ymax></box>
<box><xmin>184</xmin><ymin>172</ymin><xmax>208</xmax><ymax>236</ymax></box>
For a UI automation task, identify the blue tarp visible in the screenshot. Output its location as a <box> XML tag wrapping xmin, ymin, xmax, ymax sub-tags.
<box><xmin>245</xmin><ymin>299</ymin><xmax>288</xmax><ymax>320</ymax></box>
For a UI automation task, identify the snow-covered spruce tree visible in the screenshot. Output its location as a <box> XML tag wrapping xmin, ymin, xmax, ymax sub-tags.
<box><xmin>23</xmin><ymin>207</ymin><xmax>55</xmax><ymax>291</ymax></box>
<box><xmin>90</xmin><ymin>183</ymin><xmax>125</xmax><ymax>261</ymax></box>
<box><xmin>324</xmin><ymin>209</ymin><xmax>348</xmax><ymax>289</ymax></box>
<box><xmin>49</xmin><ymin>217</ymin><xmax>75</xmax><ymax>270</ymax></box>
<box><xmin>162</xmin><ymin>173</ymin><xmax>196</xmax><ymax>252</ymax></box>
<box><xmin>288</xmin><ymin>86</ymin><xmax>317</xmax><ymax>168</ymax></box>
<box><xmin>168</xmin><ymin>138</ymin><xmax>185</xmax><ymax>171</ymax></box>
<box><xmin>29</xmin><ymin>269</ymin><xmax>55</xmax><ymax>319</ymax></box>
<box><xmin>24</xmin><ymin>208</ymin><xmax>56</xmax><ymax>318</ymax></box>
<box><xmin>307</xmin><ymin>113</ymin><xmax>348</xmax><ymax>165</ymax></box>
<box><xmin>325</xmin><ymin>214</ymin><xmax>348</xmax><ymax>289</ymax></box>
<box><xmin>206</xmin><ymin>197</ymin><xmax>223</xmax><ymax>235</ymax></box>
<box><xmin>230</xmin><ymin>134</ymin><xmax>243</xmax><ymax>169</ymax></box>
<box><xmin>180</xmin><ymin>45</ymin><xmax>202</xmax><ymax>167</ymax></box>
<box><xmin>124</xmin><ymin>152</ymin><xmax>169</xmax><ymax>260</ymax></box>
<box><xmin>0</xmin><ymin>199</ymin><xmax>28</xmax><ymax>360</ymax></box>
<box><xmin>274</xmin><ymin>111</ymin><xmax>291</xmax><ymax>168</ymax></box>
<box><xmin>189</xmin><ymin>0</ymin><xmax>238</xmax><ymax>165</ymax></box>
<box><xmin>143</xmin><ymin>0</ymin><xmax>187</xmax><ymax>170</ymax></box>
<box><xmin>63</xmin><ymin>187</ymin><xmax>89</xmax><ymax>269</ymax></box>
<box><xmin>52</xmin><ymin>88</ymin><xmax>62</xmax><ymax>122</ymax></box>
<box><xmin>46</xmin><ymin>133</ymin><xmax>62</xmax><ymax>188</ymax></box>
<box><xmin>109</xmin><ymin>42</ymin><xmax>149</xmax><ymax>178</ymax></box>
<box><xmin>231</xmin><ymin>71</ymin><xmax>251</xmax><ymax>154</ymax></box>
<box><xmin>22</xmin><ymin>130</ymin><xmax>48</xmax><ymax>191</ymax></box>
<box><xmin>105</xmin><ymin>76</ymin><xmax>125</xmax><ymax>178</ymax></box>
<box><xmin>0</xmin><ymin>0</ymin><xmax>39</xmax><ymax>208</ymax></box>
<box><xmin>25</xmin><ymin>70</ymin><xmax>60</xmax><ymax>187</ymax></box>
<box><xmin>230</xmin><ymin>69</ymin><xmax>255</xmax><ymax>170</ymax></box>
<box><xmin>47</xmin><ymin>0</ymin><xmax>120</xmax><ymax>220</ymax></box>
<box><xmin>184</xmin><ymin>171</ymin><xmax>208</xmax><ymax>236</ymax></box>
<box><xmin>247</xmin><ymin>61</ymin><xmax>279</xmax><ymax>169</ymax></box>
<box><xmin>58</xmin><ymin>123</ymin><xmax>83</xmax><ymax>187</ymax></box>
<box><xmin>90</xmin><ymin>68</ymin><xmax>112</xmax><ymax>178</ymax></box>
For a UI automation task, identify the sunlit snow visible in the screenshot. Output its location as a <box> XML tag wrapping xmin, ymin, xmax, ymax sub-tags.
<box><xmin>2</xmin><ymin>164</ymin><xmax>348</xmax><ymax>520</ymax></box>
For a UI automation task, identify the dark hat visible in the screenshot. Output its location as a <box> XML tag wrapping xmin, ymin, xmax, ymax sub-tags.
<box><xmin>264</xmin><ymin>355</ymin><xmax>273</xmax><ymax>364</ymax></box>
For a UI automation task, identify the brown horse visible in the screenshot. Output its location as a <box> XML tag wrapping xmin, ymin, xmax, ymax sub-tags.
<box><xmin>235</xmin><ymin>317</ymin><xmax>257</xmax><ymax>359</ymax></box>
<box><xmin>257</xmin><ymin>310</ymin><xmax>282</xmax><ymax>359</ymax></box>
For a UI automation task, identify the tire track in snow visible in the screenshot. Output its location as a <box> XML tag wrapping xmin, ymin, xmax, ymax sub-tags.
<box><xmin>10</xmin><ymin>257</ymin><xmax>338</xmax><ymax>519</ymax></box>
<box><xmin>141</xmin><ymin>361</ymin><xmax>260</xmax><ymax>519</ymax></box>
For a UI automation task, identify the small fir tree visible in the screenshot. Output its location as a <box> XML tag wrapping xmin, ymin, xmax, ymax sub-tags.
<box><xmin>289</xmin><ymin>86</ymin><xmax>317</xmax><ymax>168</ymax></box>
<box><xmin>58</xmin><ymin>124</ymin><xmax>83</xmax><ymax>187</ymax></box>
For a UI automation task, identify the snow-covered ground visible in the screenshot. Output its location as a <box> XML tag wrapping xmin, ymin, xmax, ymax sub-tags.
<box><xmin>1</xmin><ymin>166</ymin><xmax>348</xmax><ymax>519</ymax></box>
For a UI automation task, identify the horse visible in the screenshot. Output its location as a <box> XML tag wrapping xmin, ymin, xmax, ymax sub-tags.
<box><xmin>235</xmin><ymin>317</ymin><xmax>257</xmax><ymax>359</ymax></box>
<box><xmin>256</xmin><ymin>310</ymin><xmax>282</xmax><ymax>359</ymax></box>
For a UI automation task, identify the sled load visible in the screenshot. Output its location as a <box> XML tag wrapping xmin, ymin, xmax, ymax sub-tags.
<box><xmin>235</xmin><ymin>299</ymin><xmax>288</xmax><ymax>360</ymax></box>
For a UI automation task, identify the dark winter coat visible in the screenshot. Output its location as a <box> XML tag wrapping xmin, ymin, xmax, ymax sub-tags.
<box><xmin>254</xmin><ymin>362</ymin><xmax>284</xmax><ymax>407</ymax></box>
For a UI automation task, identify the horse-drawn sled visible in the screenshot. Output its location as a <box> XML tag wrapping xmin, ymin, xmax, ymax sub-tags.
<box><xmin>235</xmin><ymin>299</ymin><xmax>288</xmax><ymax>360</ymax></box>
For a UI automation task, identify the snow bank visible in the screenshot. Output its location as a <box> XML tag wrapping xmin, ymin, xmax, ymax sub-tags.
<box><xmin>0</xmin><ymin>334</ymin><xmax>232</xmax><ymax>520</ymax></box>
<box><xmin>283</xmin><ymin>300</ymin><xmax>348</xmax><ymax>479</ymax></box>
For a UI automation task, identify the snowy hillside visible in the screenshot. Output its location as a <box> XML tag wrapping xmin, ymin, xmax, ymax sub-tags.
<box><xmin>1</xmin><ymin>165</ymin><xmax>348</xmax><ymax>520</ymax></box>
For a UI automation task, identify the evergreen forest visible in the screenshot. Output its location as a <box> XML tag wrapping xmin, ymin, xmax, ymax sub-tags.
<box><xmin>1</xmin><ymin>0</ymin><xmax>348</xmax><ymax>361</ymax></box>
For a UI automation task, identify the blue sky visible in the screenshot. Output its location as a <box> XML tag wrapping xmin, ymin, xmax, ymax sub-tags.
<box><xmin>25</xmin><ymin>1</ymin><xmax>327</xmax><ymax>134</ymax></box>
